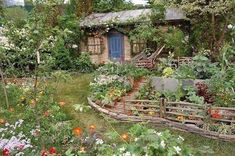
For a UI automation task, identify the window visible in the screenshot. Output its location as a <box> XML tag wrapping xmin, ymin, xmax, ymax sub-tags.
<box><xmin>87</xmin><ymin>36</ymin><xmax>102</xmax><ymax>55</ymax></box>
<box><xmin>131</xmin><ymin>39</ymin><xmax>147</xmax><ymax>55</ymax></box>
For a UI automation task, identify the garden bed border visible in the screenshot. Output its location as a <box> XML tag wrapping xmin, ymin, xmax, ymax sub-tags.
<box><xmin>88</xmin><ymin>98</ymin><xmax>235</xmax><ymax>141</ymax></box>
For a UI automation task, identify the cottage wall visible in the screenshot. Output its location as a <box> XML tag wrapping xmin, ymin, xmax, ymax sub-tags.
<box><xmin>81</xmin><ymin>33</ymin><xmax>132</xmax><ymax>64</ymax></box>
<box><xmin>124</xmin><ymin>35</ymin><xmax>131</xmax><ymax>61</ymax></box>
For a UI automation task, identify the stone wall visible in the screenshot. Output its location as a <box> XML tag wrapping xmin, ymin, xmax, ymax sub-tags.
<box><xmin>150</xmin><ymin>77</ymin><xmax>205</xmax><ymax>92</ymax></box>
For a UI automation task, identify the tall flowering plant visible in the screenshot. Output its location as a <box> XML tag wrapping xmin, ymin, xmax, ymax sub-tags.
<box><xmin>0</xmin><ymin>120</ymin><xmax>33</xmax><ymax>156</ymax></box>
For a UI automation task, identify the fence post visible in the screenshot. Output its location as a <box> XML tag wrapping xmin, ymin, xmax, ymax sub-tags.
<box><xmin>160</xmin><ymin>98</ymin><xmax>166</xmax><ymax>118</ymax></box>
<box><xmin>203</xmin><ymin>104</ymin><xmax>211</xmax><ymax>128</ymax></box>
<box><xmin>123</xmin><ymin>98</ymin><xmax>126</xmax><ymax>114</ymax></box>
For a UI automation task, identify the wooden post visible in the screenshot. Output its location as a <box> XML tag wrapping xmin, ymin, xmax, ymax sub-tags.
<box><xmin>123</xmin><ymin>98</ymin><xmax>126</xmax><ymax>114</ymax></box>
<box><xmin>204</xmin><ymin>104</ymin><xmax>211</xmax><ymax>127</ymax></box>
<box><xmin>160</xmin><ymin>98</ymin><xmax>166</xmax><ymax>118</ymax></box>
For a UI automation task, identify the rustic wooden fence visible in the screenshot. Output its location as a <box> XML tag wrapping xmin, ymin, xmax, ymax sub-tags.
<box><xmin>124</xmin><ymin>99</ymin><xmax>235</xmax><ymax>126</ymax></box>
<box><xmin>88</xmin><ymin>98</ymin><xmax>235</xmax><ymax>141</ymax></box>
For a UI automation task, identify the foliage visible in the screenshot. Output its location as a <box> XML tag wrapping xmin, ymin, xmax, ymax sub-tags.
<box><xmin>92</xmin><ymin>0</ymin><xmax>135</xmax><ymax>13</ymax></box>
<box><xmin>168</xmin><ymin>0</ymin><xmax>235</xmax><ymax>59</ymax></box>
<box><xmin>184</xmin><ymin>86</ymin><xmax>204</xmax><ymax>105</ymax></box>
<box><xmin>65</xmin><ymin>124</ymin><xmax>196</xmax><ymax>156</ymax></box>
<box><xmin>1</xmin><ymin>0</ymin><xmax>85</xmax><ymax>77</ymax></box>
<box><xmin>0</xmin><ymin>83</ymin><xmax>23</xmax><ymax>107</ymax></box>
<box><xmin>74</xmin><ymin>52</ymin><xmax>94</xmax><ymax>73</ymax></box>
<box><xmin>96</xmin><ymin>62</ymin><xmax>150</xmax><ymax>79</ymax></box>
<box><xmin>135</xmin><ymin>82</ymin><xmax>161</xmax><ymax>100</ymax></box>
<box><xmin>98</xmin><ymin>124</ymin><xmax>194</xmax><ymax>155</ymax></box>
<box><xmin>129</xmin><ymin>22</ymin><xmax>161</xmax><ymax>44</ymax></box>
<box><xmin>156</xmin><ymin>52</ymin><xmax>175</xmax><ymax>73</ymax></box>
<box><xmin>90</xmin><ymin>63</ymin><xmax>149</xmax><ymax>106</ymax></box>
<box><xmin>0</xmin><ymin>80</ymin><xmax>72</xmax><ymax>155</ymax></box>
<box><xmin>174</xmin><ymin>53</ymin><xmax>219</xmax><ymax>79</ymax></box>
<box><xmin>4</xmin><ymin>7</ymin><xmax>28</xmax><ymax>27</ymax></box>
<box><xmin>174</xmin><ymin>64</ymin><xmax>196</xmax><ymax>79</ymax></box>
<box><xmin>90</xmin><ymin>74</ymin><xmax>132</xmax><ymax>106</ymax></box>
<box><xmin>195</xmin><ymin>82</ymin><xmax>214</xmax><ymax>104</ymax></box>
<box><xmin>207</xmin><ymin>72</ymin><xmax>235</xmax><ymax>107</ymax></box>
<box><xmin>163</xmin><ymin>27</ymin><xmax>190</xmax><ymax>57</ymax></box>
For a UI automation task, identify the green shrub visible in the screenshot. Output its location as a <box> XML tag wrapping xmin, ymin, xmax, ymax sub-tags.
<box><xmin>0</xmin><ymin>83</ymin><xmax>23</xmax><ymax>107</ymax></box>
<box><xmin>75</xmin><ymin>52</ymin><xmax>94</xmax><ymax>73</ymax></box>
<box><xmin>97</xmin><ymin>62</ymin><xmax>150</xmax><ymax>79</ymax></box>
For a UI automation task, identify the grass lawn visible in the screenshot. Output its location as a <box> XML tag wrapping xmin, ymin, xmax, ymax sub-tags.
<box><xmin>56</xmin><ymin>74</ymin><xmax>235</xmax><ymax>156</ymax></box>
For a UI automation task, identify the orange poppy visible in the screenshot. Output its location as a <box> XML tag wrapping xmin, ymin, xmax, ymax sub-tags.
<box><xmin>73</xmin><ymin>127</ymin><xmax>82</xmax><ymax>136</ymax></box>
<box><xmin>121</xmin><ymin>133</ymin><xmax>129</xmax><ymax>141</ymax></box>
<box><xmin>59</xmin><ymin>101</ymin><xmax>66</xmax><ymax>107</ymax></box>
<box><xmin>0</xmin><ymin>119</ymin><xmax>6</xmax><ymax>124</ymax></box>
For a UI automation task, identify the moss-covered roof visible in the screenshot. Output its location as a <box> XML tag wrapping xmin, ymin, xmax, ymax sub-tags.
<box><xmin>80</xmin><ymin>8</ymin><xmax>186</xmax><ymax>27</ymax></box>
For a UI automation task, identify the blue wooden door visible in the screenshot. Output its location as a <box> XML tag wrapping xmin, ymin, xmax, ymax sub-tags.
<box><xmin>108</xmin><ymin>33</ymin><xmax>123</xmax><ymax>60</ymax></box>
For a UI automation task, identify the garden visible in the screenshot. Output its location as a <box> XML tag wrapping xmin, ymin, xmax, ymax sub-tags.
<box><xmin>0</xmin><ymin>0</ymin><xmax>235</xmax><ymax>156</ymax></box>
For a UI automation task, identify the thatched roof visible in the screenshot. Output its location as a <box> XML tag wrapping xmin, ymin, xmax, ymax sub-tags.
<box><xmin>80</xmin><ymin>8</ymin><xmax>186</xmax><ymax>27</ymax></box>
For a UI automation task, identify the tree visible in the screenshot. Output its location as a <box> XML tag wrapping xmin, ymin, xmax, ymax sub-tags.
<box><xmin>151</xmin><ymin>0</ymin><xmax>235</xmax><ymax>60</ymax></box>
<box><xmin>0</xmin><ymin>0</ymin><xmax>3</xmax><ymax>16</ymax></box>
<box><xmin>92</xmin><ymin>0</ymin><xmax>135</xmax><ymax>13</ymax></box>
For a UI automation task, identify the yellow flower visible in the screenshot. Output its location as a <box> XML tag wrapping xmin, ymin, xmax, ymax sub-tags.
<box><xmin>20</xmin><ymin>96</ymin><xmax>25</xmax><ymax>100</ymax></box>
<box><xmin>177</xmin><ymin>115</ymin><xmax>185</xmax><ymax>121</ymax></box>
<box><xmin>162</xmin><ymin>67</ymin><xmax>174</xmax><ymax>77</ymax></box>
<box><xmin>39</xmin><ymin>91</ymin><xmax>43</xmax><ymax>95</ymax></box>
<box><xmin>148</xmin><ymin>111</ymin><xmax>155</xmax><ymax>116</ymax></box>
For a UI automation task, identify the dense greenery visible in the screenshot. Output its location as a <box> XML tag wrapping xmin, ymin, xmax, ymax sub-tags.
<box><xmin>129</xmin><ymin>3</ymin><xmax>190</xmax><ymax>57</ymax></box>
<box><xmin>93</xmin><ymin>0</ymin><xmax>135</xmax><ymax>13</ymax></box>
<box><xmin>0</xmin><ymin>1</ymin><xmax>93</xmax><ymax>77</ymax></box>
<box><xmin>0</xmin><ymin>0</ymin><xmax>235</xmax><ymax>155</ymax></box>
<box><xmin>90</xmin><ymin>63</ymin><xmax>149</xmax><ymax>106</ymax></box>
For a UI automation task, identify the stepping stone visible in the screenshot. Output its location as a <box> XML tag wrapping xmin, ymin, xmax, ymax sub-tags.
<box><xmin>150</xmin><ymin>77</ymin><xmax>164</xmax><ymax>92</ymax></box>
<box><xmin>163</xmin><ymin>78</ymin><xmax>179</xmax><ymax>92</ymax></box>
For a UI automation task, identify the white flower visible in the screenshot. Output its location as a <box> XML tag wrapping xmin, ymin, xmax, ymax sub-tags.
<box><xmin>160</xmin><ymin>140</ymin><xmax>166</xmax><ymax>148</ymax></box>
<box><xmin>178</xmin><ymin>136</ymin><xmax>184</xmax><ymax>141</ymax></box>
<box><xmin>156</xmin><ymin>132</ymin><xmax>162</xmax><ymax>136</ymax></box>
<box><xmin>228</xmin><ymin>24</ymin><xmax>233</xmax><ymax>29</ymax></box>
<box><xmin>134</xmin><ymin>138</ymin><xmax>139</xmax><ymax>142</ymax></box>
<box><xmin>123</xmin><ymin>152</ymin><xmax>131</xmax><ymax>156</ymax></box>
<box><xmin>119</xmin><ymin>146</ymin><xmax>126</xmax><ymax>152</ymax></box>
<box><xmin>95</xmin><ymin>138</ymin><xmax>104</xmax><ymax>145</ymax></box>
<box><xmin>15</xmin><ymin>152</ymin><xmax>24</xmax><ymax>156</ymax></box>
<box><xmin>173</xmin><ymin>146</ymin><xmax>181</xmax><ymax>154</ymax></box>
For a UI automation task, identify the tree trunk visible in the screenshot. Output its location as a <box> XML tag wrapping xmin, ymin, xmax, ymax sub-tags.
<box><xmin>0</xmin><ymin>66</ymin><xmax>9</xmax><ymax>108</ymax></box>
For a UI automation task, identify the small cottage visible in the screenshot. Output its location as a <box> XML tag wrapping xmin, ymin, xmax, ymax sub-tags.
<box><xmin>80</xmin><ymin>8</ymin><xmax>188</xmax><ymax>64</ymax></box>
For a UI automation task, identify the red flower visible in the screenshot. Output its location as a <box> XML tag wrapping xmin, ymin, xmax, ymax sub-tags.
<box><xmin>211</xmin><ymin>112</ymin><xmax>221</xmax><ymax>119</ymax></box>
<box><xmin>73</xmin><ymin>127</ymin><xmax>82</xmax><ymax>137</ymax></box>
<box><xmin>49</xmin><ymin>147</ymin><xmax>56</xmax><ymax>154</ymax></box>
<box><xmin>43</xmin><ymin>111</ymin><xmax>50</xmax><ymax>117</ymax></box>
<box><xmin>2</xmin><ymin>149</ymin><xmax>9</xmax><ymax>156</ymax></box>
<box><xmin>41</xmin><ymin>150</ymin><xmax>47</xmax><ymax>156</ymax></box>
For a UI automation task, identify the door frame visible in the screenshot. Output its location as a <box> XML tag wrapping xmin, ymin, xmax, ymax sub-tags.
<box><xmin>108</xmin><ymin>31</ymin><xmax>124</xmax><ymax>61</ymax></box>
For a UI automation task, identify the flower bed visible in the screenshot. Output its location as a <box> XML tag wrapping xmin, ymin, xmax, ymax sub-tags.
<box><xmin>89</xmin><ymin>62</ymin><xmax>150</xmax><ymax>107</ymax></box>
